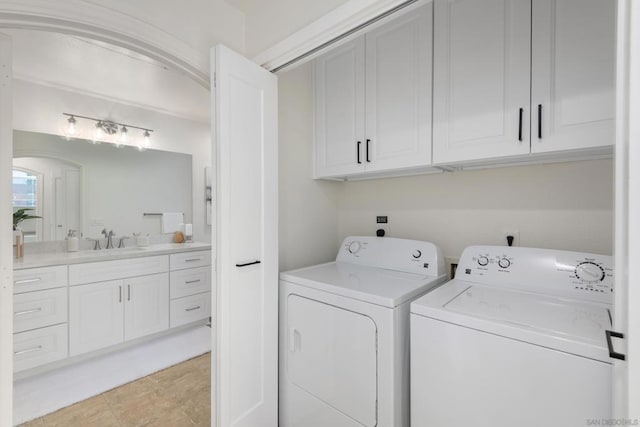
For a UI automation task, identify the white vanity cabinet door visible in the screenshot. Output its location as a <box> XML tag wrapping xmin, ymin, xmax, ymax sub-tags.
<box><xmin>433</xmin><ymin>0</ymin><xmax>531</xmax><ymax>164</ymax></box>
<box><xmin>124</xmin><ymin>273</ymin><xmax>169</xmax><ymax>341</ymax></box>
<box><xmin>314</xmin><ymin>37</ymin><xmax>366</xmax><ymax>178</ymax></box>
<box><xmin>69</xmin><ymin>280</ymin><xmax>124</xmax><ymax>356</ymax></box>
<box><xmin>531</xmin><ymin>0</ymin><xmax>615</xmax><ymax>153</ymax></box>
<box><xmin>364</xmin><ymin>3</ymin><xmax>432</xmax><ymax>173</ymax></box>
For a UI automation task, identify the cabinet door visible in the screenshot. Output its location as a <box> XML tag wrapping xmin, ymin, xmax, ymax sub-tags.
<box><xmin>433</xmin><ymin>0</ymin><xmax>531</xmax><ymax>164</ymax></box>
<box><xmin>364</xmin><ymin>4</ymin><xmax>432</xmax><ymax>172</ymax></box>
<box><xmin>314</xmin><ymin>37</ymin><xmax>366</xmax><ymax>178</ymax></box>
<box><xmin>124</xmin><ymin>273</ymin><xmax>169</xmax><ymax>341</ymax></box>
<box><xmin>531</xmin><ymin>0</ymin><xmax>615</xmax><ymax>153</ymax></box>
<box><xmin>69</xmin><ymin>280</ymin><xmax>124</xmax><ymax>356</ymax></box>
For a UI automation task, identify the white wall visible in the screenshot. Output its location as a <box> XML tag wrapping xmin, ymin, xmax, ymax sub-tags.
<box><xmin>277</xmin><ymin>63</ymin><xmax>615</xmax><ymax>274</ymax></box>
<box><xmin>278</xmin><ymin>62</ymin><xmax>342</xmax><ymax>271</ymax></box>
<box><xmin>236</xmin><ymin>0</ymin><xmax>350</xmax><ymax>58</ymax></box>
<box><xmin>13</xmin><ymin>80</ymin><xmax>212</xmax><ymax>243</ymax></box>
<box><xmin>338</xmin><ymin>160</ymin><xmax>614</xmax><ymax>260</ymax></box>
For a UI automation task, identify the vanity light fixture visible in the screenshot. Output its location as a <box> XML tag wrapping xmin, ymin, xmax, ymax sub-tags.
<box><xmin>62</xmin><ymin>113</ymin><xmax>154</xmax><ymax>149</ymax></box>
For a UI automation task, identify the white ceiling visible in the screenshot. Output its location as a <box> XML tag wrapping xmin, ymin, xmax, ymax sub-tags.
<box><xmin>5</xmin><ymin>29</ymin><xmax>211</xmax><ymax>123</ymax></box>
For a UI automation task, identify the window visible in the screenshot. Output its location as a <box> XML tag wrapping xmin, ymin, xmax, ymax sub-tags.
<box><xmin>13</xmin><ymin>169</ymin><xmax>38</xmax><ymax>208</ymax></box>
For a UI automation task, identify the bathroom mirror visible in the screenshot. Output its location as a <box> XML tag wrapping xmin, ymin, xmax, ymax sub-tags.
<box><xmin>13</xmin><ymin>129</ymin><xmax>193</xmax><ymax>242</ymax></box>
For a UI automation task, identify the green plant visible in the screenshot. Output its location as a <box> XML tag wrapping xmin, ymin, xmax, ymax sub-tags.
<box><xmin>13</xmin><ymin>208</ymin><xmax>41</xmax><ymax>230</ymax></box>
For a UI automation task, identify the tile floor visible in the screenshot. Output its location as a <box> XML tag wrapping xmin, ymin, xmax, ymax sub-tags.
<box><xmin>21</xmin><ymin>352</ymin><xmax>211</xmax><ymax>427</ymax></box>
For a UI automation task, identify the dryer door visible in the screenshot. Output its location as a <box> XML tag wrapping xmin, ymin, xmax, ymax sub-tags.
<box><xmin>287</xmin><ymin>294</ymin><xmax>377</xmax><ymax>426</ymax></box>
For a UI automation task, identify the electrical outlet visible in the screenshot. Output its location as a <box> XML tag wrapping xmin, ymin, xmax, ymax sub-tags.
<box><xmin>503</xmin><ymin>231</ymin><xmax>520</xmax><ymax>247</ymax></box>
<box><xmin>376</xmin><ymin>215</ymin><xmax>389</xmax><ymax>237</ymax></box>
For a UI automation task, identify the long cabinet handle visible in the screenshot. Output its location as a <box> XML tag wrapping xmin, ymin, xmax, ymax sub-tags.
<box><xmin>185</xmin><ymin>306</ymin><xmax>201</xmax><ymax>312</ymax></box>
<box><xmin>185</xmin><ymin>279</ymin><xmax>201</xmax><ymax>284</ymax></box>
<box><xmin>605</xmin><ymin>330</ymin><xmax>626</xmax><ymax>361</ymax></box>
<box><xmin>119</xmin><ymin>285</ymin><xmax>122</xmax><ymax>303</ymax></box>
<box><xmin>356</xmin><ymin>141</ymin><xmax>362</xmax><ymax>164</ymax></box>
<box><xmin>518</xmin><ymin>108</ymin><xmax>523</xmax><ymax>142</ymax></box>
<box><xmin>14</xmin><ymin>307</ymin><xmax>42</xmax><ymax>317</ymax></box>
<box><xmin>537</xmin><ymin>104</ymin><xmax>542</xmax><ymax>139</ymax></box>
<box><xmin>15</xmin><ymin>346</ymin><xmax>42</xmax><ymax>356</ymax></box>
<box><xmin>366</xmin><ymin>139</ymin><xmax>371</xmax><ymax>162</ymax></box>
<box><xmin>236</xmin><ymin>260</ymin><xmax>261</xmax><ymax>268</ymax></box>
<box><xmin>127</xmin><ymin>284</ymin><xmax>131</xmax><ymax>301</ymax></box>
<box><xmin>185</xmin><ymin>258</ymin><xmax>202</xmax><ymax>263</ymax></box>
<box><xmin>15</xmin><ymin>278</ymin><xmax>42</xmax><ymax>285</ymax></box>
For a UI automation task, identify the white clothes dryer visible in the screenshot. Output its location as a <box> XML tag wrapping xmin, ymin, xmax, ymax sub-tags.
<box><xmin>279</xmin><ymin>236</ymin><xmax>447</xmax><ymax>427</ymax></box>
<box><xmin>411</xmin><ymin>245</ymin><xmax>615</xmax><ymax>427</ymax></box>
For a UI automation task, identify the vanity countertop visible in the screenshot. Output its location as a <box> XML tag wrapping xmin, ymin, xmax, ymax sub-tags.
<box><xmin>14</xmin><ymin>242</ymin><xmax>212</xmax><ymax>270</ymax></box>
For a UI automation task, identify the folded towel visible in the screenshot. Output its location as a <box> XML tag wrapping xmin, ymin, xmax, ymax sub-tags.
<box><xmin>162</xmin><ymin>212</ymin><xmax>184</xmax><ymax>233</ymax></box>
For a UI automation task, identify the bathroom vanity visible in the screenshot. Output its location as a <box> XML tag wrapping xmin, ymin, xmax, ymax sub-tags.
<box><xmin>12</xmin><ymin>243</ymin><xmax>212</xmax><ymax>373</ymax></box>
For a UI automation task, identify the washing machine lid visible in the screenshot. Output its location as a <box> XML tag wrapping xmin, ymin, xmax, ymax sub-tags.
<box><xmin>280</xmin><ymin>261</ymin><xmax>445</xmax><ymax>308</ymax></box>
<box><xmin>411</xmin><ymin>280</ymin><xmax>613</xmax><ymax>362</ymax></box>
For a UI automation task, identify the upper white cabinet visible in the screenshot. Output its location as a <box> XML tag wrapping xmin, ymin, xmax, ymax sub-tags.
<box><xmin>314</xmin><ymin>3</ymin><xmax>433</xmax><ymax>179</ymax></box>
<box><xmin>531</xmin><ymin>0</ymin><xmax>615</xmax><ymax>153</ymax></box>
<box><xmin>314</xmin><ymin>37</ymin><xmax>365</xmax><ymax>178</ymax></box>
<box><xmin>433</xmin><ymin>0</ymin><xmax>531</xmax><ymax>164</ymax></box>
<box><xmin>433</xmin><ymin>0</ymin><xmax>615</xmax><ymax>164</ymax></box>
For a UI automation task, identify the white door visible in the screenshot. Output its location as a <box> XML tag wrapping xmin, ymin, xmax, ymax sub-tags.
<box><xmin>287</xmin><ymin>295</ymin><xmax>377</xmax><ymax>427</ymax></box>
<box><xmin>213</xmin><ymin>45</ymin><xmax>278</xmax><ymax>427</ymax></box>
<box><xmin>531</xmin><ymin>0</ymin><xmax>616</xmax><ymax>153</ymax></box>
<box><xmin>613</xmin><ymin>0</ymin><xmax>639</xmax><ymax>419</ymax></box>
<box><xmin>432</xmin><ymin>0</ymin><xmax>531</xmax><ymax>164</ymax></box>
<box><xmin>313</xmin><ymin>38</ymin><xmax>365</xmax><ymax>178</ymax></box>
<box><xmin>69</xmin><ymin>280</ymin><xmax>124</xmax><ymax>356</ymax></box>
<box><xmin>0</xmin><ymin>32</ymin><xmax>14</xmax><ymax>425</ymax></box>
<box><xmin>124</xmin><ymin>273</ymin><xmax>169</xmax><ymax>341</ymax></box>
<box><xmin>364</xmin><ymin>3</ymin><xmax>432</xmax><ymax>173</ymax></box>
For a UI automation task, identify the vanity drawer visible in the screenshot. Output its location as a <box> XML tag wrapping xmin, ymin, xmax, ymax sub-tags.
<box><xmin>13</xmin><ymin>266</ymin><xmax>68</xmax><ymax>294</ymax></box>
<box><xmin>170</xmin><ymin>292</ymin><xmax>211</xmax><ymax>328</ymax></box>
<box><xmin>170</xmin><ymin>266</ymin><xmax>211</xmax><ymax>299</ymax></box>
<box><xmin>69</xmin><ymin>255</ymin><xmax>169</xmax><ymax>285</ymax></box>
<box><xmin>14</xmin><ymin>287</ymin><xmax>68</xmax><ymax>333</ymax></box>
<box><xmin>170</xmin><ymin>250</ymin><xmax>211</xmax><ymax>271</ymax></box>
<box><xmin>14</xmin><ymin>323</ymin><xmax>68</xmax><ymax>372</ymax></box>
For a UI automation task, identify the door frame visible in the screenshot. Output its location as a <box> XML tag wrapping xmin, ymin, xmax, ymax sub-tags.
<box><xmin>0</xmin><ymin>14</ymin><xmax>210</xmax><ymax>426</ymax></box>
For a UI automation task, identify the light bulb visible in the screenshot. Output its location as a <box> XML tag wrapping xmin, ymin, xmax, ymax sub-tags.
<box><xmin>66</xmin><ymin>116</ymin><xmax>77</xmax><ymax>138</ymax></box>
<box><xmin>143</xmin><ymin>130</ymin><xmax>151</xmax><ymax>148</ymax></box>
<box><xmin>120</xmin><ymin>125</ymin><xmax>128</xmax><ymax>144</ymax></box>
<box><xmin>94</xmin><ymin>122</ymin><xmax>105</xmax><ymax>141</ymax></box>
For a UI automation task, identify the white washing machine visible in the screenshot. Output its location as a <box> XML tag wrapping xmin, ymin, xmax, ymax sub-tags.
<box><xmin>279</xmin><ymin>236</ymin><xmax>447</xmax><ymax>427</ymax></box>
<box><xmin>411</xmin><ymin>245</ymin><xmax>615</xmax><ymax>427</ymax></box>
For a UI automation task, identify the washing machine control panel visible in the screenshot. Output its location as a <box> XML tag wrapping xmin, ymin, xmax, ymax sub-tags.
<box><xmin>458</xmin><ymin>246</ymin><xmax>613</xmax><ymax>304</ymax></box>
<box><xmin>337</xmin><ymin>236</ymin><xmax>446</xmax><ymax>276</ymax></box>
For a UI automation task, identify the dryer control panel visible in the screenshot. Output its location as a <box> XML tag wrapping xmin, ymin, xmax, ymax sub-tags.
<box><xmin>337</xmin><ymin>236</ymin><xmax>446</xmax><ymax>277</ymax></box>
<box><xmin>456</xmin><ymin>246</ymin><xmax>613</xmax><ymax>304</ymax></box>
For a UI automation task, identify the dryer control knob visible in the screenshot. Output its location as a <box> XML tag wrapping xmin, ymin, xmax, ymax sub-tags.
<box><xmin>412</xmin><ymin>250</ymin><xmax>422</xmax><ymax>259</ymax></box>
<box><xmin>348</xmin><ymin>241</ymin><xmax>361</xmax><ymax>254</ymax></box>
<box><xmin>575</xmin><ymin>262</ymin><xmax>605</xmax><ymax>283</ymax></box>
<box><xmin>477</xmin><ymin>256</ymin><xmax>489</xmax><ymax>266</ymax></box>
<box><xmin>498</xmin><ymin>258</ymin><xmax>511</xmax><ymax>269</ymax></box>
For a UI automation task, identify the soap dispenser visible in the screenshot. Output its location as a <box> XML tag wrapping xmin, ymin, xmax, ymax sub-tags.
<box><xmin>66</xmin><ymin>229</ymin><xmax>79</xmax><ymax>252</ymax></box>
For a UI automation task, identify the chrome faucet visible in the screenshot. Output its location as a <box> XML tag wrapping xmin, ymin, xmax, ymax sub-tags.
<box><xmin>102</xmin><ymin>229</ymin><xmax>116</xmax><ymax>249</ymax></box>
<box><xmin>87</xmin><ymin>238</ymin><xmax>101</xmax><ymax>250</ymax></box>
<box><xmin>118</xmin><ymin>236</ymin><xmax>130</xmax><ymax>248</ymax></box>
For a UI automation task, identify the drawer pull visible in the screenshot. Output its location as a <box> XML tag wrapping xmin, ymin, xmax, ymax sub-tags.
<box><xmin>185</xmin><ymin>279</ymin><xmax>201</xmax><ymax>284</ymax></box>
<box><xmin>15</xmin><ymin>346</ymin><xmax>42</xmax><ymax>356</ymax></box>
<box><xmin>185</xmin><ymin>306</ymin><xmax>201</xmax><ymax>312</ymax></box>
<box><xmin>15</xmin><ymin>277</ymin><xmax>42</xmax><ymax>285</ymax></box>
<box><xmin>14</xmin><ymin>307</ymin><xmax>42</xmax><ymax>317</ymax></box>
<box><xmin>185</xmin><ymin>258</ymin><xmax>202</xmax><ymax>263</ymax></box>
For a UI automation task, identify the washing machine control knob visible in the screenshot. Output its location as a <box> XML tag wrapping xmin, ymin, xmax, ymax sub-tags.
<box><xmin>477</xmin><ymin>256</ymin><xmax>489</xmax><ymax>266</ymax></box>
<box><xmin>498</xmin><ymin>258</ymin><xmax>511</xmax><ymax>269</ymax></box>
<box><xmin>412</xmin><ymin>250</ymin><xmax>422</xmax><ymax>259</ymax></box>
<box><xmin>348</xmin><ymin>241</ymin><xmax>361</xmax><ymax>254</ymax></box>
<box><xmin>575</xmin><ymin>261</ymin><xmax>605</xmax><ymax>283</ymax></box>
